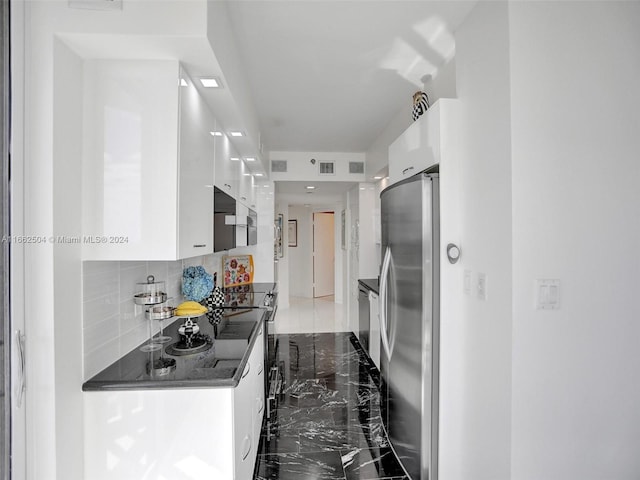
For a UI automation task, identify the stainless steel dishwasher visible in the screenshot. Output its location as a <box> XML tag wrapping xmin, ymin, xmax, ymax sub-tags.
<box><xmin>358</xmin><ymin>283</ymin><xmax>370</xmax><ymax>352</ymax></box>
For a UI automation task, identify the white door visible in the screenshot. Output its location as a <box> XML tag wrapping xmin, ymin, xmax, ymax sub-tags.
<box><xmin>313</xmin><ymin>212</ymin><xmax>335</xmax><ymax>298</ymax></box>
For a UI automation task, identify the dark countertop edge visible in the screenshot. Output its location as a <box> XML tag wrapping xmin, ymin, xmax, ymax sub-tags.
<box><xmin>82</xmin><ymin>309</ymin><xmax>267</xmax><ymax>392</ymax></box>
<box><xmin>358</xmin><ymin>278</ymin><xmax>379</xmax><ymax>294</ymax></box>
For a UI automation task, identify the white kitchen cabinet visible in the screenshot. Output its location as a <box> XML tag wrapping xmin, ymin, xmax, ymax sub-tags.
<box><xmin>234</xmin><ymin>325</ymin><xmax>264</xmax><ymax>479</ymax></box>
<box><xmin>235</xmin><ymin>202</ymin><xmax>249</xmax><ymax>248</ymax></box>
<box><xmin>82</xmin><ymin>60</ymin><xmax>214</xmax><ymax>260</ymax></box>
<box><xmin>84</xmin><ymin>332</ymin><xmax>265</xmax><ymax>480</ymax></box>
<box><xmin>178</xmin><ymin>69</ymin><xmax>215</xmax><ymax>259</ymax></box>
<box><xmin>238</xmin><ymin>160</ymin><xmax>256</xmax><ymax>210</ymax></box>
<box><xmin>388</xmin><ymin>99</ymin><xmax>459</xmax><ymax>185</ymax></box>
<box><xmin>214</xmin><ymin>133</ymin><xmax>240</xmax><ymax>199</ymax></box>
<box><xmin>369</xmin><ymin>291</ymin><xmax>380</xmax><ymax>369</ymax></box>
<box><xmin>233</xmin><ymin>359</ymin><xmax>256</xmax><ymax>480</ymax></box>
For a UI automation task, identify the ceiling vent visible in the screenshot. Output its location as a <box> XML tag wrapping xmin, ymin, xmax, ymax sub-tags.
<box><xmin>349</xmin><ymin>162</ymin><xmax>365</xmax><ymax>174</ymax></box>
<box><xmin>271</xmin><ymin>160</ymin><xmax>288</xmax><ymax>173</ymax></box>
<box><xmin>319</xmin><ymin>162</ymin><xmax>335</xmax><ymax>176</ymax></box>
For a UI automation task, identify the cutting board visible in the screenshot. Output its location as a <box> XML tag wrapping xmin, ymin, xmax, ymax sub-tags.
<box><xmin>222</xmin><ymin>255</ymin><xmax>254</xmax><ymax>287</ymax></box>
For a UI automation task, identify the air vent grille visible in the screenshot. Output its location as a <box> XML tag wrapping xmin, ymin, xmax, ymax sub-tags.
<box><xmin>349</xmin><ymin>162</ymin><xmax>365</xmax><ymax>174</ymax></box>
<box><xmin>271</xmin><ymin>160</ymin><xmax>288</xmax><ymax>173</ymax></box>
<box><xmin>319</xmin><ymin>162</ymin><xmax>335</xmax><ymax>175</ymax></box>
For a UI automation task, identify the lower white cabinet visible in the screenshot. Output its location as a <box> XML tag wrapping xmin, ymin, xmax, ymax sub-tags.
<box><xmin>84</xmin><ymin>329</ymin><xmax>265</xmax><ymax>480</ymax></box>
<box><xmin>233</xmin><ymin>326</ymin><xmax>264</xmax><ymax>479</ymax></box>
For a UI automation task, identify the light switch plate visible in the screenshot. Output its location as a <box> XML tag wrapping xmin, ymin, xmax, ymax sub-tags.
<box><xmin>535</xmin><ymin>279</ymin><xmax>561</xmax><ymax>310</ymax></box>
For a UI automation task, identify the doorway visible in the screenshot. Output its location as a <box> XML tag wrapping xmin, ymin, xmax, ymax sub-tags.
<box><xmin>313</xmin><ymin>212</ymin><xmax>335</xmax><ymax>298</ymax></box>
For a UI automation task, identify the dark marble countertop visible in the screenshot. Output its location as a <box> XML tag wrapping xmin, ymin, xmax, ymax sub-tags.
<box><xmin>358</xmin><ymin>278</ymin><xmax>379</xmax><ymax>294</ymax></box>
<box><xmin>82</xmin><ymin>307</ymin><xmax>267</xmax><ymax>392</ymax></box>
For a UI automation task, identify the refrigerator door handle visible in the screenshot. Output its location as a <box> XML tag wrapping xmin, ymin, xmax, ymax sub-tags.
<box><xmin>379</xmin><ymin>246</ymin><xmax>392</xmax><ymax>360</ymax></box>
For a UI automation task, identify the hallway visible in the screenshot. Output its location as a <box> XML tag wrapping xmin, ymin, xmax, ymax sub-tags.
<box><xmin>254</xmin><ymin>298</ymin><xmax>408</xmax><ymax>479</ymax></box>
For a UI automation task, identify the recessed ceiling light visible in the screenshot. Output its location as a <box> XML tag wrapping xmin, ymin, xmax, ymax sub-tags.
<box><xmin>229</xmin><ymin>157</ymin><xmax>240</xmax><ymax>161</ymax></box>
<box><xmin>242</xmin><ymin>173</ymin><xmax>251</xmax><ymax>176</ymax></box>
<box><xmin>199</xmin><ymin>77</ymin><xmax>221</xmax><ymax>88</ymax></box>
<box><xmin>360</xmin><ymin>187</ymin><xmax>366</xmax><ymax>190</ymax></box>
<box><xmin>209</xmin><ymin>131</ymin><xmax>223</xmax><ymax>136</ymax></box>
<box><xmin>180</xmin><ymin>78</ymin><xmax>188</xmax><ymax>87</ymax></box>
<box><xmin>305</xmin><ymin>185</ymin><xmax>316</xmax><ymax>190</ymax></box>
<box><xmin>374</xmin><ymin>176</ymin><xmax>383</xmax><ymax>180</ymax></box>
<box><xmin>254</xmin><ymin>173</ymin><xmax>264</xmax><ymax>177</ymax></box>
<box><xmin>263</xmin><ymin>185</ymin><xmax>270</xmax><ymax>188</ymax></box>
<box><xmin>245</xmin><ymin>157</ymin><xmax>256</xmax><ymax>162</ymax></box>
<box><xmin>229</xmin><ymin>131</ymin><xmax>244</xmax><ymax>137</ymax></box>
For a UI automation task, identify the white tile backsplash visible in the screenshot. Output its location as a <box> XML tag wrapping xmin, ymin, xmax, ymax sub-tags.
<box><xmin>83</xmin><ymin>260</ymin><xmax>187</xmax><ymax>380</ymax></box>
<box><xmin>82</xmin><ymin>253</ymin><xmax>249</xmax><ymax>380</ymax></box>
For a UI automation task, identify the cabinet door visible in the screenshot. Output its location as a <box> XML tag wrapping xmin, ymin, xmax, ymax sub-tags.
<box><xmin>233</xmin><ymin>361</ymin><xmax>255</xmax><ymax>480</ymax></box>
<box><xmin>251</xmin><ymin>326</ymin><xmax>265</xmax><ymax>442</ymax></box>
<box><xmin>388</xmin><ymin>100</ymin><xmax>444</xmax><ymax>185</ymax></box>
<box><xmin>214</xmin><ymin>133</ymin><xmax>239</xmax><ymax>199</ymax></box>
<box><xmin>235</xmin><ymin>202</ymin><xmax>249</xmax><ymax>248</ymax></box>
<box><xmin>82</xmin><ymin>60</ymin><xmax>180</xmax><ymax>260</ymax></box>
<box><xmin>178</xmin><ymin>68</ymin><xmax>214</xmax><ymax>259</ymax></box>
<box><xmin>238</xmin><ymin>160</ymin><xmax>256</xmax><ymax>210</ymax></box>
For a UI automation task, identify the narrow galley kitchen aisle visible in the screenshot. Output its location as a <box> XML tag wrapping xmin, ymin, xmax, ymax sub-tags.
<box><xmin>254</xmin><ymin>297</ymin><xmax>408</xmax><ymax>479</ymax></box>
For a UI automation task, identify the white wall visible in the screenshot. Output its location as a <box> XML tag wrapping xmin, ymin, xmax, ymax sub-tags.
<box><xmin>52</xmin><ymin>38</ymin><xmax>84</xmax><ymax>480</ymax></box>
<box><xmin>439</xmin><ymin>3</ymin><xmax>514</xmax><ymax>479</ymax></box>
<box><xmin>357</xmin><ymin>183</ymin><xmax>378</xmax><ymax>279</ymax></box>
<box><xmin>288</xmin><ymin>205</ymin><xmax>313</xmax><ymax>298</ymax></box>
<box><xmin>509</xmin><ymin>3</ymin><xmax>640</xmax><ymax>479</ymax></box>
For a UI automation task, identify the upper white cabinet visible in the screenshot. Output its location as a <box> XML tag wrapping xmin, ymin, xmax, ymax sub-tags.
<box><xmin>214</xmin><ymin>133</ymin><xmax>240</xmax><ymax>199</ymax></box>
<box><xmin>82</xmin><ymin>60</ymin><xmax>214</xmax><ymax>260</ymax></box>
<box><xmin>388</xmin><ymin>99</ymin><xmax>459</xmax><ymax>185</ymax></box>
<box><xmin>178</xmin><ymin>70</ymin><xmax>215</xmax><ymax>259</ymax></box>
<box><xmin>238</xmin><ymin>160</ymin><xmax>256</xmax><ymax>210</ymax></box>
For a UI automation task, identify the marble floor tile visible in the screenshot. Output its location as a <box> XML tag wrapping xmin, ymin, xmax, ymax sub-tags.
<box><xmin>255</xmin><ymin>330</ymin><xmax>406</xmax><ymax>480</ymax></box>
<box><xmin>341</xmin><ymin>448</ymin><xmax>409</xmax><ymax>480</ymax></box>
<box><xmin>254</xmin><ymin>452</ymin><xmax>346</xmax><ymax>480</ymax></box>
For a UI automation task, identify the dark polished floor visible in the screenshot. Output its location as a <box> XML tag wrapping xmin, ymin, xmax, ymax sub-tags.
<box><xmin>254</xmin><ymin>332</ymin><xmax>409</xmax><ymax>480</ymax></box>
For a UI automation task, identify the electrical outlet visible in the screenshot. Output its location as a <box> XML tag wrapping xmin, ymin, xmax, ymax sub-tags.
<box><xmin>477</xmin><ymin>273</ymin><xmax>487</xmax><ymax>300</ymax></box>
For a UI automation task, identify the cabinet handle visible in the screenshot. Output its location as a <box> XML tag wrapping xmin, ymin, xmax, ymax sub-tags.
<box><xmin>402</xmin><ymin>166</ymin><xmax>415</xmax><ymax>175</ymax></box>
<box><xmin>242</xmin><ymin>362</ymin><xmax>251</xmax><ymax>379</ymax></box>
<box><xmin>193</xmin><ymin>244</ymin><xmax>207</xmax><ymax>248</ymax></box>
<box><xmin>15</xmin><ymin>330</ymin><xmax>26</xmax><ymax>408</ymax></box>
<box><xmin>241</xmin><ymin>196</ymin><xmax>246</xmax><ymax>201</ymax></box>
<box><xmin>257</xmin><ymin>363</ymin><xmax>264</xmax><ymax>375</ymax></box>
<box><xmin>224</xmin><ymin>183</ymin><xmax>231</xmax><ymax>190</ymax></box>
<box><xmin>241</xmin><ymin>435</ymin><xmax>252</xmax><ymax>460</ymax></box>
<box><xmin>257</xmin><ymin>398</ymin><xmax>264</xmax><ymax>415</ymax></box>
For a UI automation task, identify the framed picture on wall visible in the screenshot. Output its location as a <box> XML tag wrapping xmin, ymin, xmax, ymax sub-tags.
<box><xmin>288</xmin><ymin>220</ymin><xmax>297</xmax><ymax>247</ymax></box>
<box><xmin>275</xmin><ymin>214</ymin><xmax>284</xmax><ymax>258</ymax></box>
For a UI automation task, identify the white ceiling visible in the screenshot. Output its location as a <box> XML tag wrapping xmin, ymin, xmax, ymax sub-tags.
<box><xmin>225</xmin><ymin>1</ymin><xmax>476</xmax><ymax>153</ymax></box>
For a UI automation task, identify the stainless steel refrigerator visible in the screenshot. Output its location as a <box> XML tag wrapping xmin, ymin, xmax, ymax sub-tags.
<box><xmin>380</xmin><ymin>170</ymin><xmax>440</xmax><ymax>480</ymax></box>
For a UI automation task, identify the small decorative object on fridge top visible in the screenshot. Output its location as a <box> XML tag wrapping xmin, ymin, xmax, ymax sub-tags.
<box><xmin>412</xmin><ymin>91</ymin><xmax>430</xmax><ymax>121</ymax></box>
